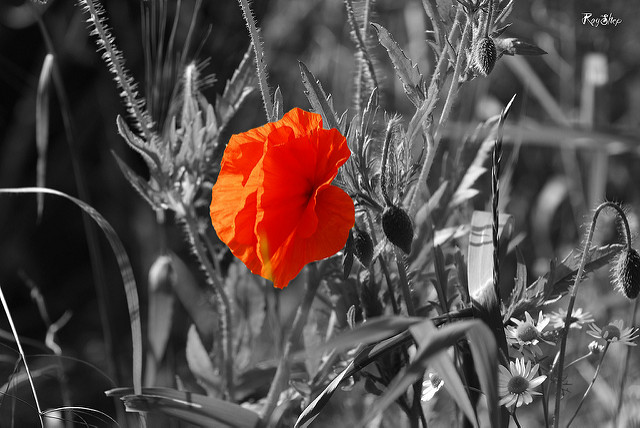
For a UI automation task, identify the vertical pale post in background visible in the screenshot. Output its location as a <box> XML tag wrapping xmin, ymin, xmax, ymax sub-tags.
<box><xmin>581</xmin><ymin>52</ymin><xmax>609</xmax><ymax>207</ymax></box>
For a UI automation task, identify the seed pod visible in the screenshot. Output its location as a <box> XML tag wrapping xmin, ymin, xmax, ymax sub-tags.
<box><xmin>382</xmin><ymin>204</ymin><xmax>413</xmax><ymax>254</ymax></box>
<box><xmin>612</xmin><ymin>248</ymin><xmax>640</xmax><ymax>299</ymax></box>
<box><xmin>354</xmin><ymin>227</ymin><xmax>374</xmax><ymax>267</ymax></box>
<box><xmin>343</xmin><ymin>229</ymin><xmax>355</xmax><ymax>279</ymax></box>
<box><xmin>472</xmin><ymin>37</ymin><xmax>497</xmax><ymax>77</ymax></box>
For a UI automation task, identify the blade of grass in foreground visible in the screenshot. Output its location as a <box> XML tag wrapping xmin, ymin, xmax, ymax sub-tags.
<box><xmin>0</xmin><ymin>283</ymin><xmax>44</xmax><ymax>427</ymax></box>
<box><xmin>0</xmin><ymin>187</ymin><xmax>142</xmax><ymax>395</ymax></box>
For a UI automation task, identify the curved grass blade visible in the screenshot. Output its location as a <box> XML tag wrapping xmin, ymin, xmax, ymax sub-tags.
<box><xmin>357</xmin><ymin>320</ymin><xmax>498</xmax><ymax>428</ymax></box>
<box><xmin>107</xmin><ymin>387</ymin><xmax>260</xmax><ymax>428</ymax></box>
<box><xmin>295</xmin><ymin>331</ymin><xmax>413</xmax><ymax>428</ymax></box>
<box><xmin>35</xmin><ymin>53</ymin><xmax>53</xmax><ymax>222</ymax></box>
<box><xmin>296</xmin><ymin>316</ymin><xmax>423</xmax><ymax>359</ymax></box>
<box><xmin>0</xmin><ymin>187</ymin><xmax>143</xmax><ymax>395</ymax></box>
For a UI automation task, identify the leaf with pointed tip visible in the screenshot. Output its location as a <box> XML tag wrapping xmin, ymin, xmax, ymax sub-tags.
<box><xmin>112</xmin><ymin>151</ymin><xmax>161</xmax><ymax>210</ymax></box>
<box><xmin>299</xmin><ymin>61</ymin><xmax>340</xmax><ymax>130</ymax></box>
<box><xmin>106</xmin><ymin>387</ymin><xmax>260</xmax><ymax>428</ymax></box>
<box><xmin>186</xmin><ymin>324</ymin><xmax>221</xmax><ymax>396</ymax></box>
<box><xmin>371</xmin><ymin>23</ymin><xmax>424</xmax><ymax>107</ymax></box>
<box><xmin>217</xmin><ymin>44</ymin><xmax>257</xmax><ymax>129</ymax></box>
<box><xmin>116</xmin><ymin>115</ymin><xmax>160</xmax><ymax>173</ymax></box>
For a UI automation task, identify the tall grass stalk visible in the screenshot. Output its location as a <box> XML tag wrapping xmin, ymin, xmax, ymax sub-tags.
<box><xmin>552</xmin><ymin>201</ymin><xmax>631</xmax><ymax>427</ymax></box>
<box><xmin>0</xmin><ymin>283</ymin><xmax>44</xmax><ymax>427</ymax></box>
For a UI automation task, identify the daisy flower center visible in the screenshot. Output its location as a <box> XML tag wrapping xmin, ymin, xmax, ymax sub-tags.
<box><xmin>601</xmin><ymin>325</ymin><xmax>621</xmax><ymax>340</ymax></box>
<box><xmin>516</xmin><ymin>323</ymin><xmax>538</xmax><ymax>342</ymax></box>
<box><xmin>507</xmin><ymin>375</ymin><xmax>530</xmax><ymax>395</ymax></box>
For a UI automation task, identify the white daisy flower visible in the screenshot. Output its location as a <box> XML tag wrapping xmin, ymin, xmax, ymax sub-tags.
<box><xmin>548</xmin><ymin>307</ymin><xmax>595</xmax><ymax>329</ymax></box>
<box><xmin>505</xmin><ymin>311</ymin><xmax>552</xmax><ymax>357</ymax></box>
<box><xmin>421</xmin><ymin>372</ymin><xmax>444</xmax><ymax>402</ymax></box>
<box><xmin>498</xmin><ymin>358</ymin><xmax>547</xmax><ymax>408</ymax></box>
<box><xmin>586</xmin><ymin>320</ymin><xmax>639</xmax><ymax>346</ymax></box>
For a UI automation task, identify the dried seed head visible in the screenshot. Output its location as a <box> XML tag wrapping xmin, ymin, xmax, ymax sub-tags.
<box><xmin>354</xmin><ymin>228</ymin><xmax>374</xmax><ymax>267</ymax></box>
<box><xmin>472</xmin><ymin>37</ymin><xmax>497</xmax><ymax>77</ymax></box>
<box><xmin>382</xmin><ymin>205</ymin><xmax>413</xmax><ymax>254</ymax></box>
<box><xmin>613</xmin><ymin>248</ymin><xmax>640</xmax><ymax>299</ymax></box>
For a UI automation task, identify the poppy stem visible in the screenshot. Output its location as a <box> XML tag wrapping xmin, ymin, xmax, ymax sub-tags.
<box><xmin>553</xmin><ymin>201</ymin><xmax>627</xmax><ymax>428</ymax></box>
<box><xmin>260</xmin><ymin>264</ymin><xmax>323</xmax><ymax>426</ymax></box>
<box><xmin>182</xmin><ymin>213</ymin><xmax>234</xmax><ymax>400</ymax></box>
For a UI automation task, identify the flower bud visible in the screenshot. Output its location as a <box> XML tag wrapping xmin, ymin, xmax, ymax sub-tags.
<box><xmin>613</xmin><ymin>248</ymin><xmax>640</xmax><ymax>299</ymax></box>
<box><xmin>382</xmin><ymin>205</ymin><xmax>413</xmax><ymax>254</ymax></box>
<box><xmin>472</xmin><ymin>37</ymin><xmax>497</xmax><ymax>77</ymax></box>
<box><xmin>354</xmin><ymin>228</ymin><xmax>374</xmax><ymax>266</ymax></box>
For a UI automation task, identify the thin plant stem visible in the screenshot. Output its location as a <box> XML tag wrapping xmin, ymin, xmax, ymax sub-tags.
<box><xmin>395</xmin><ymin>247</ymin><xmax>416</xmax><ymax>316</ymax></box>
<box><xmin>260</xmin><ymin>265</ymin><xmax>323</xmax><ymax>426</ymax></box>
<box><xmin>237</xmin><ymin>0</ymin><xmax>274</xmax><ymax>121</ymax></box>
<box><xmin>182</xmin><ymin>212</ymin><xmax>234</xmax><ymax>400</ymax></box>
<box><xmin>613</xmin><ymin>296</ymin><xmax>640</xmax><ymax>426</ymax></box>
<box><xmin>512</xmin><ymin>407</ymin><xmax>522</xmax><ymax>428</ymax></box>
<box><xmin>380</xmin><ymin>119</ymin><xmax>397</xmax><ymax>206</ymax></box>
<box><xmin>565</xmin><ymin>342</ymin><xmax>610</xmax><ymax>428</ymax></box>
<box><xmin>0</xmin><ymin>283</ymin><xmax>44</xmax><ymax>427</ymax></box>
<box><xmin>564</xmin><ymin>353</ymin><xmax>592</xmax><ymax>370</ymax></box>
<box><xmin>552</xmin><ymin>202</ymin><xmax>631</xmax><ymax>428</ymax></box>
<box><xmin>435</xmin><ymin>16</ymin><xmax>471</xmax><ymax>140</ymax></box>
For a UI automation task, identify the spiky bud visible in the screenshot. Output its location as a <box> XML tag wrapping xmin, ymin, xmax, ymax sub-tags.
<box><xmin>343</xmin><ymin>230</ymin><xmax>355</xmax><ymax>279</ymax></box>
<box><xmin>382</xmin><ymin>205</ymin><xmax>413</xmax><ymax>254</ymax></box>
<box><xmin>612</xmin><ymin>248</ymin><xmax>640</xmax><ymax>299</ymax></box>
<box><xmin>354</xmin><ymin>228</ymin><xmax>374</xmax><ymax>267</ymax></box>
<box><xmin>472</xmin><ymin>37</ymin><xmax>497</xmax><ymax>77</ymax></box>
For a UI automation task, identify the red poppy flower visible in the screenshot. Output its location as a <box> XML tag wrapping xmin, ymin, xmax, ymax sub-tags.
<box><xmin>210</xmin><ymin>108</ymin><xmax>355</xmax><ymax>288</ymax></box>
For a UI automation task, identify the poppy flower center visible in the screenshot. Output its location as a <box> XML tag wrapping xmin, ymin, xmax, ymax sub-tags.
<box><xmin>507</xmin><ymin>375</ymin><xmax>529</xmax><ymax>395</ymax></box>
<box><xmin>601</xmin><ymin>325</ymin><xmax>621</xmax><ymax>340</ymax></box>
<box><xmin>516</xmin><ymin>323</ymin><xmax>538</xmax><ymax>342</ymax></box>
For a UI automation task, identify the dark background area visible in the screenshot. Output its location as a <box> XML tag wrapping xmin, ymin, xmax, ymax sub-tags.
<box><xmin>1</xmin><ymin>0</ymin><xmax>640</xmax><ymax>426</ymax></box>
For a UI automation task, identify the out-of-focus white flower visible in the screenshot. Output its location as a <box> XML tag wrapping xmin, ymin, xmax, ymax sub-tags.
<box><xmin>587</xmin><ymin>320</ymin><xmax>639</xmax><ymax>346</ymax></box>
<box><xmin>548</xmin><ymin>307</ymin><xmax>594</xmax><ymax>329</ymax></box>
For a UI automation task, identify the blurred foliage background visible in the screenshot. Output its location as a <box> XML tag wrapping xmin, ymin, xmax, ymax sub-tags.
<box><xmin>1</xmin><ymin>0</ymin><xmax>640</xmax><ymax>426</ymax></box>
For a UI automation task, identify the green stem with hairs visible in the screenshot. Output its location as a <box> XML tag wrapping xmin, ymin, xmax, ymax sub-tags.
<box><xmin>183</xmin><ymin>212</ymin><xmax>234</xmax><ymax>400</ymax></box>
<box><xmin>260</xmin><ymin>264</ymin><xmax>323</xmax><ymax>426</ymax></box>
<box><xmin>565</xmin><ymin>342</ymin><xmax>610</xmax><ymax>428</ymax></box>
<box><xmin>552</xmin><ymin>201</ymin><xmax>631</xmax><ymax>428</ymax></box>
<box><xmin>237</xmin><ymin>0</ymin><xmax>274</xmax><ymax>121</ymax></box>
